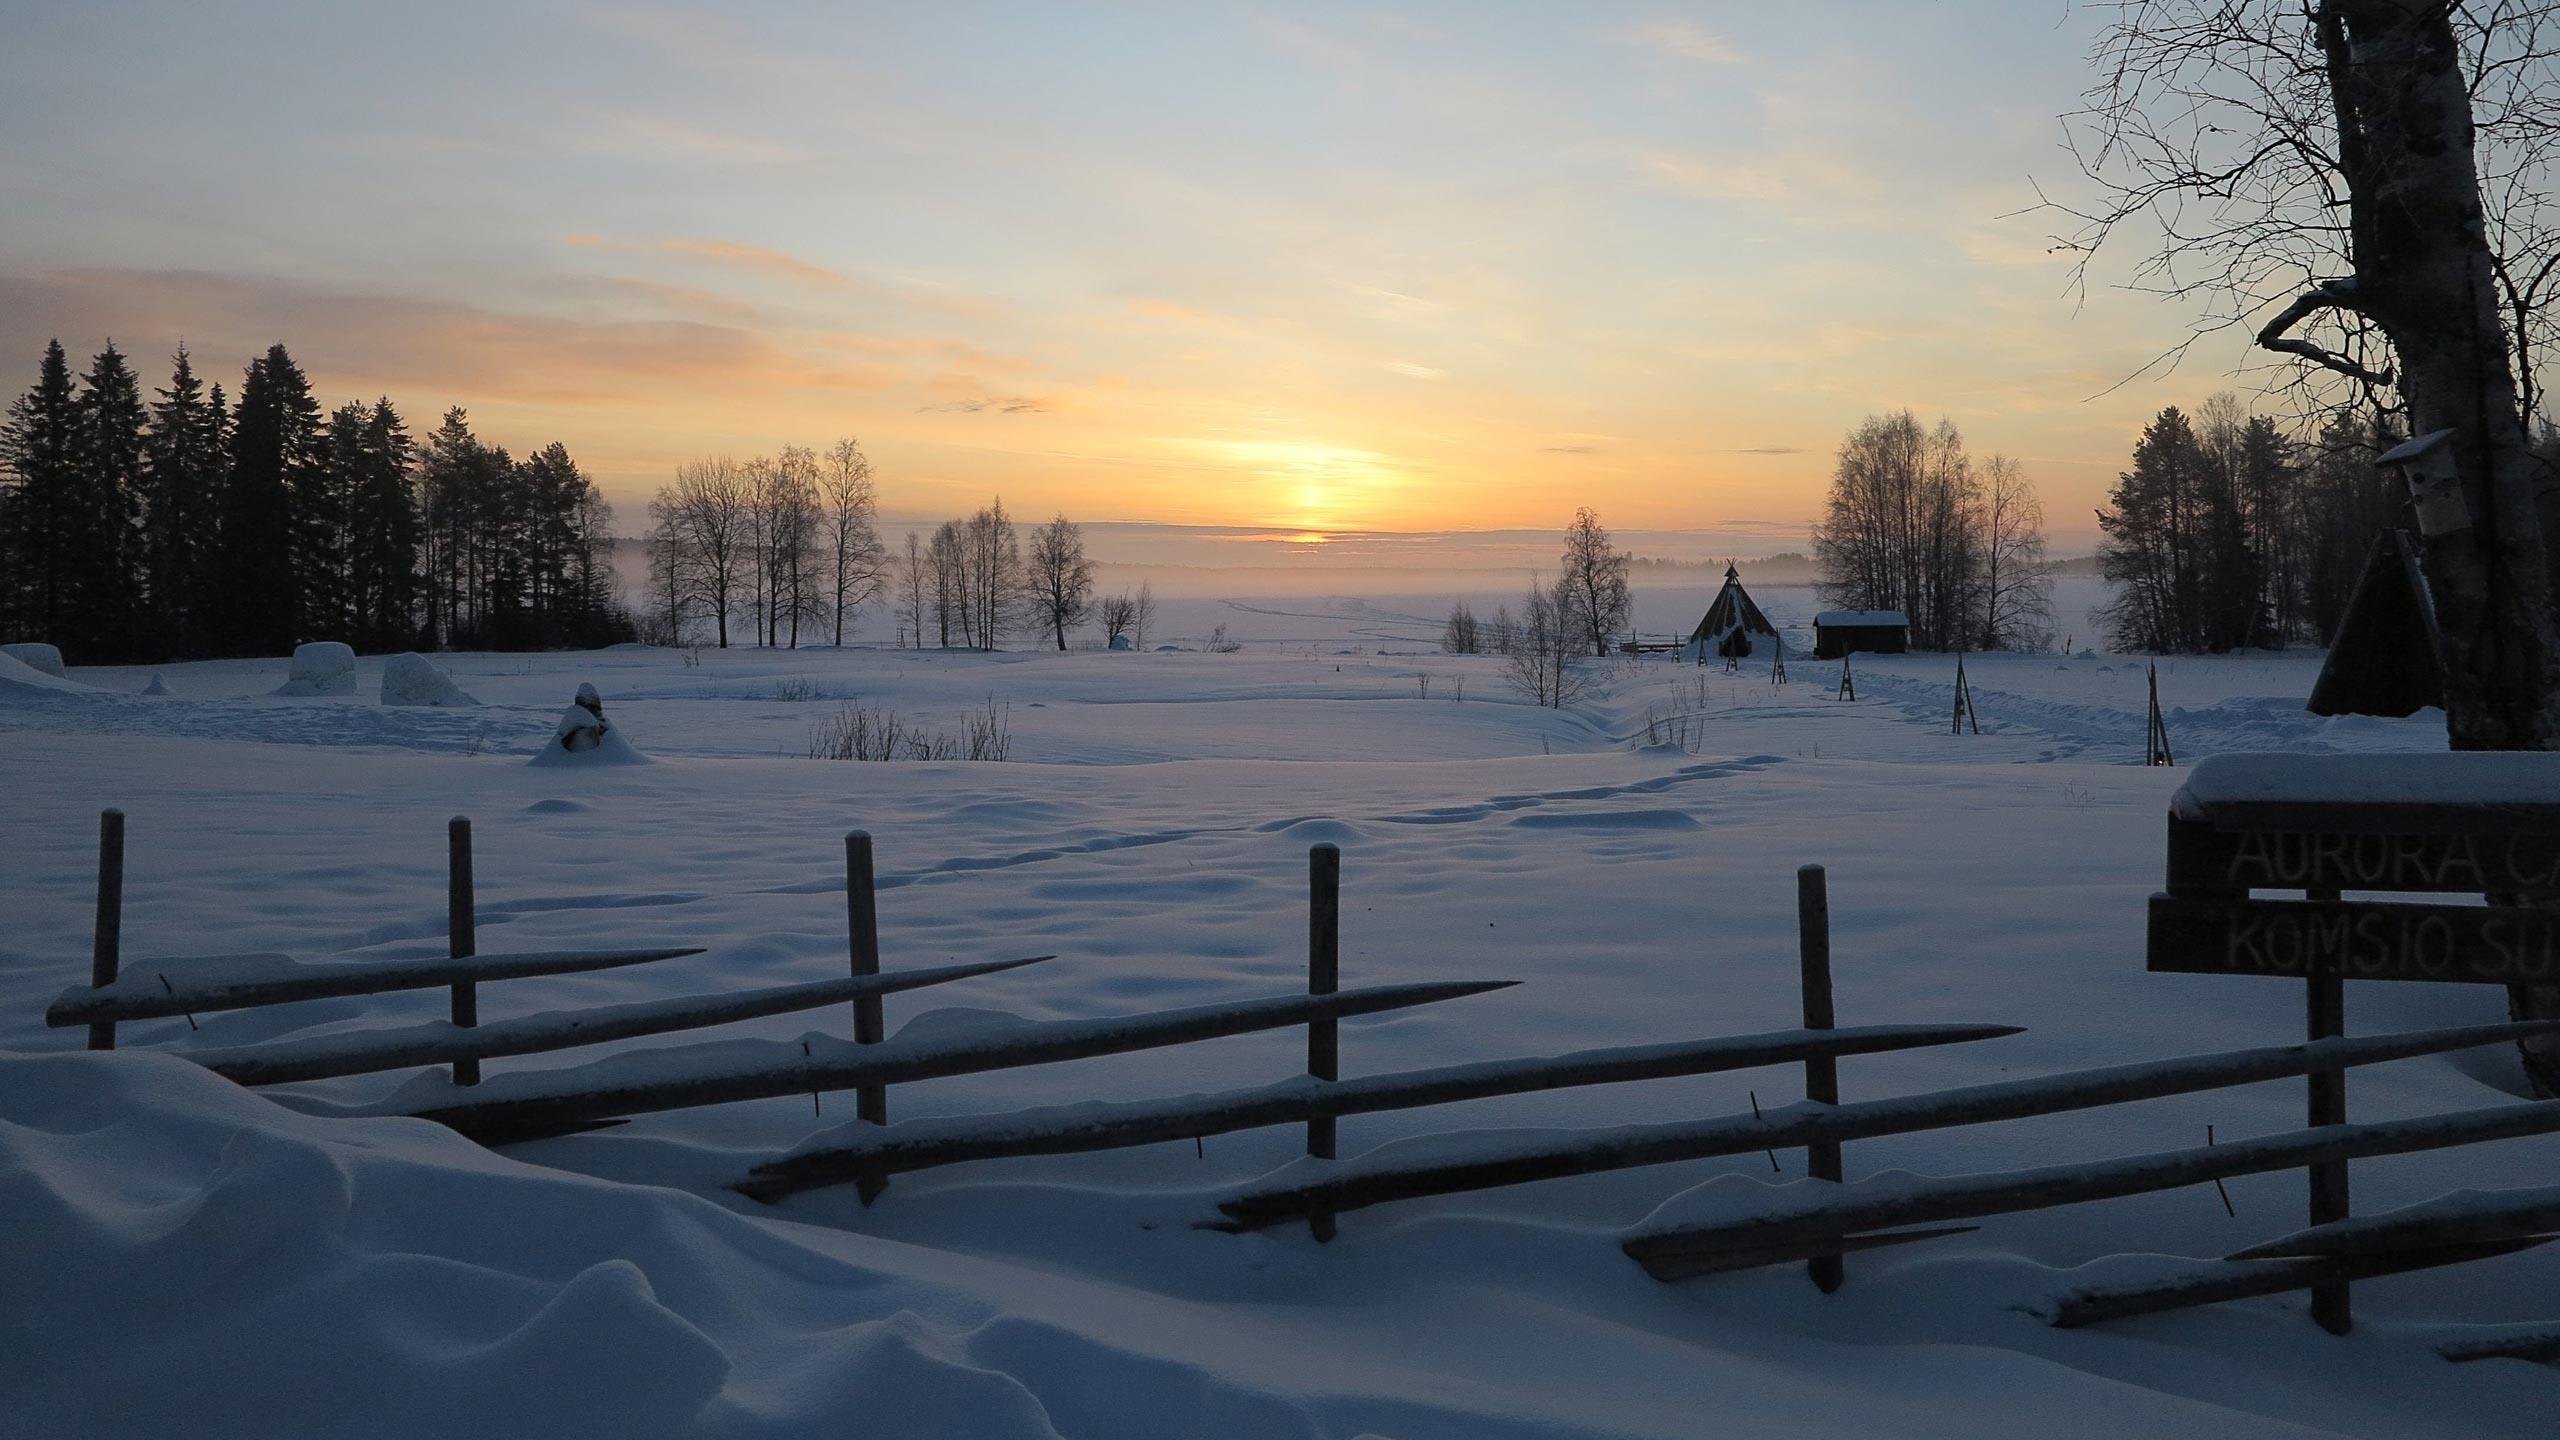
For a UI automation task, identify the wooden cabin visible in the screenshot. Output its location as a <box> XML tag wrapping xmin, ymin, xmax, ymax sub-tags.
<box><xmin>1812</xmin><ymin>610</ymin><xmax>1908</xmax><ymax>658</ymax></box>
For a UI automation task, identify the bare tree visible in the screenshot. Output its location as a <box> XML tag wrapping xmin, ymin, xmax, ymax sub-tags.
<box><xmin>1977</xmin><ymin>454</ymin><xmax>2054</xmax><ymax>649</ymax></box>
<box><xmin>820</xmin><ymin>438</ymin><xmax>885</xmax><ymax>645</ymax></box>
<box><xmin>927</xmin><ymin>520</ymin><xmax>965</xmax><ymax>647</ymax></box>
<box><xmin>651</xmin><ymin>458</ymin><xmax>748</xmax><ymax>648</ymax></box>
<box><xmin>1131</xmin><ymin>579</ymin><xmax>1158</xmax><ymax>650</ymax></box>
<box><xmin>642</xmin><ymin>494</ymin><xmax>694</xmax><ymax>645</ymax></box>
<box><xmin>1557</xmin><ymin>508</ymin><xmax>1632</xmax><ymax>655</ymax></box>
<box><xmin>1504</xmin><ymin>574</ymin><xmax>1588</xmax><ymax>708</ymax></box>
<box><xmin>1025</xmin><ymin>513</ymin><xmax>1096</xmax><ymax>651</ymax></box>
<box><xmin>1099</xmin><ymin>591</ymin><xmax>1138</xmax><ymax>646</ymax></box>
<box><xmin>1441</xmin><ymin>601</ymin><xmax>1483</xmax><ymax>654</ymax></box>
<box><xmin>957</xmin><ymin>498</ymin><xmax>1023</xmax><ymax>649</ymax></box>
<box><xmin>896</xmin><ymin>530</ymin><xmax>929</xmax><ymax>648</ymax></box>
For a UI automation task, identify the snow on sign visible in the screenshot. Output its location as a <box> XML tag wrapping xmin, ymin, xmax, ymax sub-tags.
<box><xmin>2149</xmin><ymin>752</ymin><xmax>2560</xmax><ymax>983</ymax></box>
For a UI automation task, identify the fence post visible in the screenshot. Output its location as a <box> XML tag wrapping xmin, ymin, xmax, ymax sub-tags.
<box><xmin>448</xmin><ymin>818</ymin><xmax>479</xmax><ymax>1086</ymax></box>
<box><xmin>847</xmin><ymin>832</ymin><xmax>888</xmax><ymax>1202</ymax></box>
<box><xmin>2306</xmin><ymin>885</ymin><xmax>2351</xmax><ymax>1334</ymax></box>
<box><xmin>1798</xmin><ymin>863</ymin><xmax>1844</xmax><ymax>1292</ymax></box>
<box><xmin>89</xmin><ymin>808</ymin><xmax>124</xmax><ymax>1051</ymax></box>
<box><xmin>1308</xmin><ymin>843</ymin><xmax>1341</xmax><ymax>1242</ymax></box>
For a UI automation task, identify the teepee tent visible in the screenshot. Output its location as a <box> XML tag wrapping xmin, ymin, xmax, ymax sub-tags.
<box><xmin>1688</xmin><ymin>563</ymin><xmax>1780</xmax><ymax>659</ymax></box>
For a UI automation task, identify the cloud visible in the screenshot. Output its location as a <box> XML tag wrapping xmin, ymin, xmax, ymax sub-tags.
<box><xmin>1617</xmin><ymin>19</ymin><xmax>1742</xmax><ymax>65</ymax></box>
<box><xmin>918</xmin><ymin>396</ymin><xmax>1049</xmax><ymax>414</ymax></box>
<box><xmin>1723</xmin><ymin>446</ymin><xmax>1805</xmax><ymax>455</ymax></box>
<box><xmin>1383</xmin><ymin>360</ymin><xmax>1445</xmax><ymax>380</ymax></box>
<box><xmin>0</xmin><ymin>268</ymin><xmax>994</xmax><ymax>410</ymax></box>
<box><xmin>1543</xmin><ymin>444</ymin><xmax>1598</xmax><ymax>455</ymax></box>
<box><xmin>566</xmin><ymin>234</ymin><xmax>857</xmax><ymax>292</ymax></box>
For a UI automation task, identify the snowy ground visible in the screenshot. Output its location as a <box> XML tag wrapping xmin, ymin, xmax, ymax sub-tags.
<box><xmin>4</xmin><ymin>587</ymin><xmax>2554</xmax><ymax>1438</ymax></box>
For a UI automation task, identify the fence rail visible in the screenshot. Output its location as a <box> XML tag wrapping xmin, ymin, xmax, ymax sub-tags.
<box><xmin>1209</xmin><ymin>1021</ymin><xmax>2559</xmax><ymax>1232</ymax></box>
<box><xmin>186</xmin><ymin>954</ymin><xmax>1054</xmax><ymax>1086</ymax></box>
<box><xmin>737</xmin><ymin>1022</ymin><xmax>2019</xmax><ymax>1202</ymax></box>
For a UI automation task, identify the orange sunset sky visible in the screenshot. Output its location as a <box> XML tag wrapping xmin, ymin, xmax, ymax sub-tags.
<box><xmin>0</xmin><ymin>4</ymin><xmax>2231</xmax><ymax>554</ymax></box>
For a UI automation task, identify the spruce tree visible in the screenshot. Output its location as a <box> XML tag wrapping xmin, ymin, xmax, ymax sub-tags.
<box><xmin>144</xmin><ymin>348</ymin><xmax>226</xmax><ymax>658</ymax></box>
<box><xmin>346</xmin><ymin>398</ymin><xmax>420</xmax><ymax>649</ymax></box>
<box><xmin>0</xmin><ymin>341</ymin><xmax>81</xmax><ymax>646</ymax></box>
<box><xmin>72</xmin><ymin>343</ymin><xmax>149</xmax><ymax>659</ymax></box>
<box><xmin>217</xmin><ymin>345</ymin><xmax>321</xmax><ymax>655</ymax></box>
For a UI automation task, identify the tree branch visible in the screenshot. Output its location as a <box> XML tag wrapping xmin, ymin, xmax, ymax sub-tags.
<box><xmin>2255</xmin><ymin>280</ymin><xmax>2395</xmax><ymax>383</ymax></box>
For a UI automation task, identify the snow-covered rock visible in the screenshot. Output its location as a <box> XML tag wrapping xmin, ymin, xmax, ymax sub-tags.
<box><xmin>274</xmin><ymin>641</ymin><xmax>358</xmax><ymax>697</ymax></box>
<box><xmin>529</xmin><ymin>683</ymin><xmax>649</xmax><ymax>766</ymax></box>
<box><xmin>140</xmin><ymin>672</ymin><xmax>171</xmax><ymax>697</ymax></box>
<box><xmin>380</xmin><ymin>652</ymin><xmax>478</xmax><ymax>707</ymax></box>
<box><xmin>2</xmin><ymin>641</ymin><xmax>64</xmax><ymax>676</ymax></box>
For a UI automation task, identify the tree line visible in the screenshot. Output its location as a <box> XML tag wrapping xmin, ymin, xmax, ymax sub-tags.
<box><xmin>646</xmin><ymin>477</ymin><xmax>1133</xmax><ymax>652</ymax></box>
<box><xmin>2100</xmin><ymin>395</ymin><xmax>2560</xmax><ymax>654</ymax></box>
<box><xmin>0</xmin><ymin>338</ymin><xmax>627</xmax><ymax>662</ymax></box>
<box><xmin>1812</xmin><ymin>411</ymin><xmax>2054</xmax><ymax>652</ymax></box>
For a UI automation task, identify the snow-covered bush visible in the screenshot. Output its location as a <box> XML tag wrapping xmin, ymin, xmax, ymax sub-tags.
<box><xmin>529</xmin><ymin>683</ymin><xmax>649</xmax><ymax>766</ymax></box>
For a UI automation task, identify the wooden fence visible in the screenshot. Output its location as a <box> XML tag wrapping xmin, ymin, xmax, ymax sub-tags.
<box><xmin>41</xmin><ymin>810</ymin><xmax>2560</xmax><ymax>1347</ymax></box>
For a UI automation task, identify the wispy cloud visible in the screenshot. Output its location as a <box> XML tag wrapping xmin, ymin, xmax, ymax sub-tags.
<box><xmin>919</xmin><ymin>396</ymin><xmax>1049</xmax><ymax>415</ymax></box>
<box><xmin>566</xmin><ymin>234</ymin><xmax>855</xmax><ymax>291</ymax></box>
<box><xmin>1724</xmin><ymin>446</ymin><xmax>1805</xmax><ymax>455</ymax></box>
<box><xmin>1617</xmin><ymin>19</ymin><xmax>1742</xmax><ymax>65</ymax></box>
<box><xmin>1544</xmin><ymin>444</ymin><xmax>1598</xmax><ymax>455</ymax></box>
<box><xmin>1383</xmin><ymin>360</ymin><xmax>1445</xmax><ymax>380</ymax></box>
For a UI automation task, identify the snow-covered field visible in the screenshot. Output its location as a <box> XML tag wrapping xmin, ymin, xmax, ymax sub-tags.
<box><xmin>5</xmin><ymin>585</ymin><xmax>2554</xmax><ymax>1438</ymax></box>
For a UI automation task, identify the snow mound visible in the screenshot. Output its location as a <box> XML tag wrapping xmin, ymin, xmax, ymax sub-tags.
<box><xmin>529</xmin><ymin>683</ymin><xmax>650</xmax><ymax>766</ymax></box>
<box><xmin>140</xmin><ymin>672</ymin><xmax>171</xmax><ymax>697</ymax></box>
<box><xmin>0</xmin><ymin>650</ymin><xmax>106</xmax><ymax>697</ymax></box>
<box><xmin>380</xmin><ymin>652</ymin><xmax>479</xmax><ymax>707</ymax></box>
<box><xmin>273</xmin><ymin>641</ymin><xmax>358</xmax><ymax>697</ymax></box>
<box><xmin>0</xmin><ymin>1049</ymin><xmax>1073</xmax><ymax>1440</ymax></box>
<box><xmin>2</xmin><ymin>640</ymin><xmax>65</xmax><ymax>675</ymax></box>
<box><xmin>1109</xmin><ymin>633</ymin><xmax>1135</xmax><ymax>651</ymax></box>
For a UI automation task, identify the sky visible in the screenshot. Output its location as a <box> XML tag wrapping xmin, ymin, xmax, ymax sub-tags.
<box><xmin>0</xmin><ymin>2</ymin><xmax>2236</xmax><ymax>558</ymax></box>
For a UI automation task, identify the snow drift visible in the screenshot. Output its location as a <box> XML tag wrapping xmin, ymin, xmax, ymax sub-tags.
<box><xmin>274</xmin><ymin>641</ymin><xmax>358</xmax><ymax>697</ymax></box>
<box><xmin>380</xmin><ymin>652</ymin><xmax>478</xmax><ymax>707</ymax></box>
<box><xmin>0</xmin><ymin>650</ymin><xmax>105</xmax><ymax>698</ymax></box>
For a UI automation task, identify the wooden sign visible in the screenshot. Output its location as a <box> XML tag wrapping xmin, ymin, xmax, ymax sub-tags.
<box><xmin>2166</xmin><ymin>814</ymin><xmax>2560</xmax><ymax>897</ymax></box>
<box><xmin>2149</xmin><ymin>893</ymin><xmax>2560</xmax><ymax>984</ymax></box>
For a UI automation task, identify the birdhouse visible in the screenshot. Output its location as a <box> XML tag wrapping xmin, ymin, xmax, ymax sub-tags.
<box><xmin>2377</xmin><ymin>428</ymin><xmax>2468</xmax><ymax>537</ymax></box>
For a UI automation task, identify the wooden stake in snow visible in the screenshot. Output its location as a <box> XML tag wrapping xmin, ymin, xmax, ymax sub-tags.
<box><xmin>1951</xmin><ymin>655</ymin><xmax>1979</xmax><ymax>735</ymax></box>
<box><xmin>2145</xmin><ymin>661</ymin><xmax>2174</xmax><ymax>766</ymax></box>
<box><xmin>1798</xmin><ymin>864</ymin><xmax>1844</xmax><ymax>1292</ymax></box>
<box><xmin>448</xmin><ymin>817</ymin><xmax>478</xmax><ymax>1087</ymax></box>
<box><xmin>1836</xmin><ymin>658</ymin><xmax>1855</xmax><ymax>703</ymax></box>
<box><xmin>1308</xmin><ymin>843</ymin><xmax>1342</xmax><ymax>1241</ymax></box>
<box><xmin>846</xmin><ymin>831</ymin><xmax>887</xmax><ymax>1201</ymax></box>
<box><xmin>1771</xmin><ymin>635</ymin><xmax>1787</xmax><ymax>687</ymax></box>
<box><xmin>2305</xmin><ymin>884</ymin><xmax>2350</xmax><ymax>1334</ymax></box>
<box><xmin>89</xmin><ymin>808</ymin><xmax>123</xmax><ymax>1051</ymax></box>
